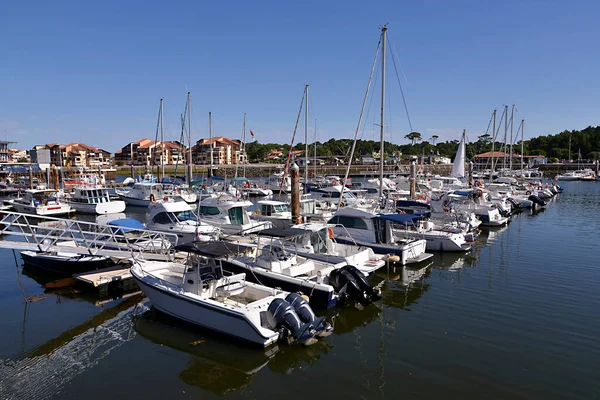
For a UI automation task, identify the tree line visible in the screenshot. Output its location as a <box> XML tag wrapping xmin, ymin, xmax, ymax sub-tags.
<box><xmin>243</xmin><ymin>126</ymin><xmax>600</xmax><ymax>163</ymax></box>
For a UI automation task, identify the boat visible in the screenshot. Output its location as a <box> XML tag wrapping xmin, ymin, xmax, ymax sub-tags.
<box><xmin>327</xmin><ymin>207</ymin><xmax>435</xmax><ymax>261</ymax></box>
<box><xmin>243</xmin><ymin>181</ymin><xmax>273</xmax><ymax>197</ymax></box>
<box><xmin>116</xmin><ymin>181</ymin><xmax>174</xmax><ymax>207</ymax></box>
<box><xmin>198</xmin><ymin>195</ymin><xmax>270</xmax><ymax>235</ymax></box>
<box><xmin>61</xmin><ymin>176</ymin><xmax>126</xmax><ymax>215</ymax></box>
<box><xmin>145</xmin><ymin>198</ymin><xmax>220</xmax><ymax>244</ymax></box>
<box><xmin>267</xmin><ymin>172</ymin><xmax>292</xmax><ymax>193</ymax></box>
<box><xmin>221</xmin><ymin>227</ymin><xmax>383</xmax><ymax>309</ymax></box>
<box><xmin>251</xmin><ymin>200</ymin><xmax>291</xmax><ymax>228</ymax></box>
<box><xmin>288</xmin><ymin>222</ymin><xmax>386</xmax><ymax>275</ymax></box>
<box><xmin>11</xmin><ymin>189</ymin><xmax>73</xmax><ymax>217</ymax></box>
<box><xmin>131</xmin><ymin>241</ymin><xmax>332</xmax><ymax>347</ymax></box>
<box><xmin>21</xmin><ymin>243</ymin><xmax>114</xmax><ymax>276</ymax></box>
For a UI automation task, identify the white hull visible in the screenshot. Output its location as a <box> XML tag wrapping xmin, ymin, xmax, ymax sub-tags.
<box><xmin>67</xmin><ymin>200</ymin><xmax>126</xmax><ymax>215</ymax></box>
<box><xmin>132</xmin><ymin>273</ymin><xmax>279</xmax><ymax>347</ymax></box>
<box><xmin>396</xmin><ymin>230</ymin><xmax>471</xmax><ymax>252</ymax></box>
<box><xmin>11</xmin><ymin>203</ymin><xmax>72</xmax><ymax>216</ymax></box>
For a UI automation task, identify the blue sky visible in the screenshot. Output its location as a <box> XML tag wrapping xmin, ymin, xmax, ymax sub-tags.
<box><xmin>1</xmin><ymin>0</ymin><xmax>599</xmax><ymax>152</ymax></box>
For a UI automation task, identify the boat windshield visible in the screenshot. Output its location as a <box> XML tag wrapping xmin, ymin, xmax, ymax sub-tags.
<box><xmin>310</xmin><ymin>229</ymin><xmax>328</xmax><ymax>254</ymax></box>
<box><xmin>342</xmin><ymin>192</ymin><xmax>356</xmax><ymax>199</ymax></box>
<box><xmin>174</xmin><ymin>210</ymin><xmax>198</xmax><ymax>222</ymax></box>
<box><xmin>273</xmin><ymin>204</ymin><xmax>289</xmax><ymax>212</ymax></box>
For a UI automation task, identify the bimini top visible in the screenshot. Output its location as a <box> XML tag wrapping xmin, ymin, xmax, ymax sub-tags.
<box><xmin>375</xmin><ymin>212</ymin><xmax>427</xmax><ymax>225</ymax></box>
<box><xmin>107</xmin><ymin>218</ymin><xmax>146</xmax><ymax>233</ymax></box>
<box><xmin>174</xmin><ymin>241</ymin><xmax>254</xmax><ymax>257</ymax></box>
<box><xmin>256</xmin><ymin>227</ymin><xmax>306</xmax><ymax>238</ymax></box>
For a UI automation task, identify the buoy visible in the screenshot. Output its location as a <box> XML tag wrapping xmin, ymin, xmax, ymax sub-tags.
<box><xmin>328</xmin><ymin>228</ymin><xmax>334</xmax><ymax>239</ymax></box>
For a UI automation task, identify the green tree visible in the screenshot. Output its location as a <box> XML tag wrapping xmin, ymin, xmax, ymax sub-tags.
<box><xmin>405</xmin><ymin>132</ymin><xmax>422</xmax><ymax>146</ymax></box>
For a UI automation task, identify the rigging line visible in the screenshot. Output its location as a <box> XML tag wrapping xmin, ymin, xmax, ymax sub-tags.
<box><xmin>388</xmin><ymin>38</ymin><xmax>413</xmax><ymax>132</ymax></box>
<box><xmin>280</xmin><ymin>88</ymin><xmax>306</xmax><ymax>195</ymax></box>
<box><xmin>340</xmin><ymin>33</ymin><xmax>382</xmax><ymax>206</ymax></box>
<box><xmin>359</xmin><ymin>52</ymin><xmax>379</xmax><ymax>141</ymax></box>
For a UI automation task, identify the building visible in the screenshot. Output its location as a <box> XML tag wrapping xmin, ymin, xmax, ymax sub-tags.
<box><xmin>9</xmin><ymin>149</ymin><xmax>29</xmax><ymax>163</ymax></box>
<box><xmin>33</xmin><ymin>143</ymin><xmax>112</xmax><ymax>168</ymax></box>
<box><xmin>115</xmin><ymin>139</ymin><xmax>190</xmax><ymax>166</ymax></box>
<box><xmin>192</xmin><ymin>137</ymin><xmax>245</xmax><ymax>165</ymax></box>
<box><xmin>0</xmin><ymin>141</ymin><xmax>17</xmax><ymax>163</ymax></box>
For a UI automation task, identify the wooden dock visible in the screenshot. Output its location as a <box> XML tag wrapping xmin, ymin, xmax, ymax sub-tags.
<box><xmin>74</xmin><ymin>265</ymin><xmax>138</xmax><ymax>294</ymax></box>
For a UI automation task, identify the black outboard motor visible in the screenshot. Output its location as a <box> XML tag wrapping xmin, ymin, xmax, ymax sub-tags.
<box><xmin>528</xmin><ymin>194</ymin><xmax>546</xmax><ymax>207</ymax></box>
<box><xmin>507</xmin><ymin>197</ymin><xmax>521</xmax><ymax>209</ymax></box>
<box><xmin>266</xmin><ymin>298</ymin><xmax>317</xmax><ymax>346</ymax></box>
<box><xmin>329</xmin><ymin>265</ymin><xmax>382</xmax><ymax>306</ymax></box>
<box><xmin>497</xmin><ymin>203</ymin><xmax>512</xmax><ymax>218</ymax></box>
<box><xmin>285</xmin><ymin>293</ymin><xmax>333</xmax><ymax>337</ymax></box>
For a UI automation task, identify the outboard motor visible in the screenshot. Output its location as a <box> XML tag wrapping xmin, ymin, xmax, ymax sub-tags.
<box><xmin>528</xmin><ymin>194</ymin><xmax>546</xmax><ymax>207</ymax></box>
<box><xmin>497</xmin><ymin>203</ymin><xmax>512</xmax><ymax>218</ymax></box>
<box><xmin>329</xmin><ymin>265</ymin><xmax>382</xmax><ymax>306</ymax></box>
<box><xmin>285</xmin><ymin>293</ymin><xmax>333</xmax><ymax>337</ymax></box>
<box><xmin>507</xmin><ymin>197</ymin><xmax>521</xmax><ymax>209</ymax></box>
<box><xmin>265</xmin><ymin>298</ymin><xmax>318</xmax><ymax>346</ymax></box>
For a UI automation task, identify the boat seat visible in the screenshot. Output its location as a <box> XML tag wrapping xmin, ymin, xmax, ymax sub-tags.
<box><xmin>282</xmin><ymin>261</ymin><xmax>314</xmax><ymax>277</ymax></box>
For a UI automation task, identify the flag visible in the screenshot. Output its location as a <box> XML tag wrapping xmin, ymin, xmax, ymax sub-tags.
<box><xmin>250</xmin><ymin>130</ymin><xmax>255</xmax><ymax>140</ymax></box>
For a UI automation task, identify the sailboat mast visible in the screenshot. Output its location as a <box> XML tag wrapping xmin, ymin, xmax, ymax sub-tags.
<box><xmin>509</xmin><ymin>104</ymin><xmax>514</xmax><ymax>171</ymax></box>
<box><xmin>379</xmin><ymin>25</ymin><xmax>387</xmax><ymax>197</ymax></box>
<box><xmin>304</xmin><ymin>84</ymin><xmax>309</xmax><ymax>186</ymax></box>
<box><xmin>242</xmin><ymin>113</ymin><xmax>247</xmax><ymax>178</ymax></box>
<box><xmin>209</xmin><ymin>112</ymin><xmax>213</xmax><ymax>183</ymax></box>
<box><xmin>314</xmin><ymin>118</ymin><xmax>317</xmax><ymax>181</ymax></box>
<box><xmin>521</xmin><ymin>119</ymin><xmax>525</xmax><ymax>175</ymax></box>
<box><xmin>503</xmin><ymin>104</ymin><xmax>508</xmax><ymax>171</ymax></box>
<box><xmin>187</xmin><ymin>92</ymin><xmax>193</xmax><ymax>187</ymax></box>
<box><xmin>160</xmin><ymin>98</ymin><xmax>165</xmax><ymax>181</ymax></box>
<box><xmin>490</xmin><ymin>109</ymin><xmax>496</xmax><ymax>184</ymax></box>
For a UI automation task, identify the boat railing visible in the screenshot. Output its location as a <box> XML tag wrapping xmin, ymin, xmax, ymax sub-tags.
<box><xmin>0</xmin><ymin>211</ymin><xmax>178</xmax><ymax>261</ymax></box>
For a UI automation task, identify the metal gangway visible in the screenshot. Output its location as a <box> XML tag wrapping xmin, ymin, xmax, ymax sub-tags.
<box><xmin>0</xmin><ymin>211</ymin><xmax>179</xmax><ymax>261</ymax></box>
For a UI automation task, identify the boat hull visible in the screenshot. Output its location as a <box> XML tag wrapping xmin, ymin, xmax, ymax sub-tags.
<box><xmin>68</xmin><ymin>200</ymin><xmax>126</xmax><ymax>215</ymax></box>
<box><xmin>333</xmin><ymin>236</ymin><xmax>432</xmax><ymax>264</ymax></box>
<box><xmin>20</xmin><ymin>251</ymin><xmax>112</xmax><ymax>276</ymax></box>
<box><xmin>132</xmin><ymin>271</ymin><xmax>279</xmax><ymax>347</ymax></box>
<box><xmin>11</xmin><ymin>203</ymin><xmax>72</xmax><ymax>217</ymax></box>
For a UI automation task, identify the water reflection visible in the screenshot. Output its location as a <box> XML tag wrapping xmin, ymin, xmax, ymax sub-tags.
<box><xmin>134</xmin><ymin>308</ymin><xmax>332</xmax><ymax>396</ymax></box>
<box><xmin>0</xmin><ymin>295</ymin><xmax>146</xmax><ymax>400</ymax></box>
<box><xmin>374</xmin><ymin>264</ymin><xmax>432</xmax><ymax>310</ymax></box>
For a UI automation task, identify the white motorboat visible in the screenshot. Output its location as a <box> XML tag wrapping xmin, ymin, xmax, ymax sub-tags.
<box><xmin>267</xmin><ymin>172</ymin><xmax>292</xmax><ymax>193</ymax></box>
<box><xmin>146</xmin><ymin>199</ymin><xmax>220</xmax><ymax>244</ymax></box>
<box><xmin>11</xmin><ymin>189</ymin><xmax>73</xmax><ymax>217</ymax></box>
<box><xmin>131</xmin><ymin>241</ymin><xmax>332</xmax><ymax>347</ymax></box>
<box><xmin>116</xmin><ymin>182</ymin><xmax>171</xmax><ymax>207</ymax></box>
<box><xmin>243</xmin><ymin>181</ymin><xmax>273</xmax><ymax>197</ymax></box>
<box><xmin>62</xmin><ymin>183</ymin><xmax>126</xmax><ymax>215</ymax></box>
<box><xmin>288</xmin><ymin>222</ymin><xmax>386</xmax><ymax>275</ymax></box>
<box><xmin>327</xmin><ymin>207</ymin><xmax>435</xmax><ymax>262</ymax></box>
<box><xmin>221</xmin><ymin>227</ymin><xmax>383</xmax><ymax>309</ymax></box>
<box><xmin>251</xmin><ymin>200</ymin><xmax>291</xmax><ymax>228</ymax></box>
<box><xmin>198</xmin><ymin>196</ymin><xmax>270</xmax><ymax>235</ymax></box>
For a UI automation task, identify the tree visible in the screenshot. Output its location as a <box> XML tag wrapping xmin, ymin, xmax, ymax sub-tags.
<box><xmin>405</xmin><ymin>132</ymin><xmax>422</xmax><ymax>146</ymax></box>
<box><xmin>431</xmin><ymin>135</ymin><xmax>439</xmax><ymax>145</ymax></box>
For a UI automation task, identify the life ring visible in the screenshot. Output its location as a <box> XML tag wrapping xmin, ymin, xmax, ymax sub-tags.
<box><xmin>327</xmin><ymin>228</ymin><xmax>334</xmax><ymax>239</ymax></box>
<box><xmin>525</xmin><ymin>190</ymin><xmax>532</xmax><ymax>195</ymax></box>
<box><xmin>149</xmin><ymin>193</ymin><xmax>156</xmax><ymax>203</ymax></box>
<box><xmin>538</xmin><ymin>186</ymin><xmax>543</xmax><ymax>190</ymax></box>
<box><xmin>475</xmin><ymin>180</ymin><xmax>482</xmax><ymax>187</ymax></box>
<box><xmin>163</xmin><ymin>196</ymin><xmax>168</xmax><ymax>202</ymax></box>
<box><xmin>475</xmin><ymin>189</ymin><xmax>483</xmax><ymax>197</ymax></box>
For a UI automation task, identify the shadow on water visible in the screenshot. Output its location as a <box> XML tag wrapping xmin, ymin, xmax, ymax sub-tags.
<box><xmin>134</xmin><ymin>308</ymin><xmax>332</xmax><ymax>396</ymax></box>
<box><xmin>373</xmin><ymin>263</ymin><xmax>432</xmax><ymax>310</ymax></box>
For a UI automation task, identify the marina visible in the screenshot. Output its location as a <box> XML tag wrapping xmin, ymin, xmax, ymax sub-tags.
<box><xmin>3</xmin><ymin>2</ymin><xmax>600</xmax><ymax>398</ymax></box>
<box><xmin>0</xmin><ymin>180</ymin><xmax>598</xmax><ymax>398</ymax></box>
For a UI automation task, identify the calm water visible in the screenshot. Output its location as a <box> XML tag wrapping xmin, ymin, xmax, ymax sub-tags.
<box><xmin>0</xmin><ymin>182</ymin><xmax>599</xmax><ymax>399</ymax></box>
